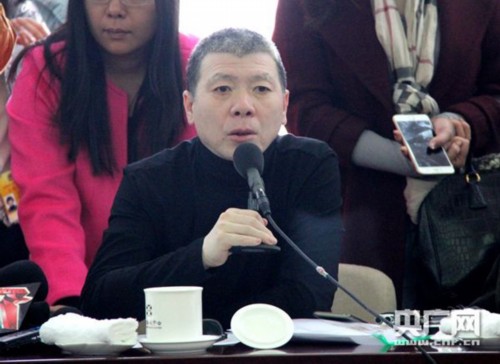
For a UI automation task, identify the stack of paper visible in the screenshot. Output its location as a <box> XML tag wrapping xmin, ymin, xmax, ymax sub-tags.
<box><xmin>292</xmin><ymin>319</ymin><xmax>400</xmax><ymax>346</ymax></box>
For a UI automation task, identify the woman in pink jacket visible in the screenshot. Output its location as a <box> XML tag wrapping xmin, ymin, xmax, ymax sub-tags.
<box><xmin>6</xmin><ymin>0</ymin><xmax>197</xmax><ymax>311</ymax></box>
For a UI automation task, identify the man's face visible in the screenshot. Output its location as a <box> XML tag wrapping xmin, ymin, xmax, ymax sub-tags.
<box><xmin>183</xmin><ymin>52</ymin><xmax>289</xmax><ymax>160</ymax></box>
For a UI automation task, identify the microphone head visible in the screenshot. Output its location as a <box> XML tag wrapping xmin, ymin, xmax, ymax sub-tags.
<box><xmin>233</xmin><ymin>143</ymin><xmax>264</xmax><ymax>178</ymax></box>
<box><xmin>0</xmin><ymin>260</ymin><xmax>48</xmax><ymax>301</ymax></box>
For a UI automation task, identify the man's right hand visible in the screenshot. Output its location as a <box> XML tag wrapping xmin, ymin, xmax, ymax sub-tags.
<box><xmin>202</xmin><ymin>208</ymin><xmax>277</xmax><ymax>269</ymax></box>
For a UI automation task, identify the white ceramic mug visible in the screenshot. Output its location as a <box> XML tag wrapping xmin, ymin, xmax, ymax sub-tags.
<box><xmin>144</xmin><ymin>286</ymin><xmax>203</xmax><ymax>342</ymax></box>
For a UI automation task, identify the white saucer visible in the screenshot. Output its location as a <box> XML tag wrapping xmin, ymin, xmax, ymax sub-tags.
<box><xmin>57</xmin><ymin>342</ymin><xmax>135</xmax><ymax>356</ymax></box>
<box><xmin>139</xmin><ymin>335</ymin><xmax>220</xmax><ymax>354</ymax></box>
<box><xmin>230</xmin><ymin>303</ymin><xmax>294</xmax><ymax>349</ymax></box>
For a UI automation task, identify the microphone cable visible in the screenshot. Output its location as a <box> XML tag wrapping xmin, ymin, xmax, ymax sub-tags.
<box><xmin>232</xmin><ymin>142</ymin><xmax>435</xmax><ymax>362</ymax></box>
<box><xmin>264</xmin><ymin>212</ymin><xmax>437</xmax><ymax>364</ymax></box>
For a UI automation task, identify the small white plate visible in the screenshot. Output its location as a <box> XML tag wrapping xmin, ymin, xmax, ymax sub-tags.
<box><xmin>139</xmin><ymin>335</ymin><xmax>220</xmax><ymax>355</ymax></box>
<box><xmin>57</xmin><ymin>342</ymin><xmax>135</xmax><ymax>356</ymax></box>
<box><xmin>230</xmin><ymin>303</ymin><xmax>294</xmax><ymax>349</ymax></box>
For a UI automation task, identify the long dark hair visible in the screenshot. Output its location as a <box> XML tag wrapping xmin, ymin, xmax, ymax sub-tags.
<box><xmin>10</xmin><ymin>0</ymin><xmax>185</xmax><ymax>175</ymax></box>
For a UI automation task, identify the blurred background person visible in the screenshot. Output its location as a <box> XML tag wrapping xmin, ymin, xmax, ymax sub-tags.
<box><xmin>0</xmin><ymin>0</ymin><xmax>52</xmax><ymax>268</ymax></box>
<box><xmin>6</xmin><ymin>0</ymin><xmax>197</xmax><ymax>311</ymax></box>
<box><xmin>273</xmin><ymin>0</ymin><xmax>499</xmax><ymax>306</ymax></box>
<box><xmin>0</xmin><ymin>3</ymin><xmax>16</xmax><ymax>72</ymax></box>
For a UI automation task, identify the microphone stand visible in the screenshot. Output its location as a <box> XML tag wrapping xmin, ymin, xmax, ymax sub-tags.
<box><xmin>264</xmin><ymin>212</ymin><xmax>437</xmax><ymax>364</ymax></box>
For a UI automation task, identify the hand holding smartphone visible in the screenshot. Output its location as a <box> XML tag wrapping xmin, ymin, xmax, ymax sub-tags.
<box><xmin>393</xmin><ymin>114</ymin><xmax>454</xmax><ymax>175</ymax></box>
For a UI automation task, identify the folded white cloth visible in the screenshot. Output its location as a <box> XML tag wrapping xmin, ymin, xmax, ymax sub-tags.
<box><xmin>40</xmin><ymin>313</ymin><xmax>138</xmax><ymax>345</ymax></box>
<box><xmin>439</xmin><ymin>308</ymin><xmax>500</xmax><ymax>339</ymax></box>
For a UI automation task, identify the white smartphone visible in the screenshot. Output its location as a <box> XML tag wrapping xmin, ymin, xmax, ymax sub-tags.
<box><xmin>393</xmin><ymin>114</ymin><xmax>455</xmax><ymax>175</ymax></box>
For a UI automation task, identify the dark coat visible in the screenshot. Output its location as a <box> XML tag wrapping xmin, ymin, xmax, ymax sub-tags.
<box><xmin>273</xmin><ymin>0</ymin><xmax>500</xmax><ymax>303</ymax></box>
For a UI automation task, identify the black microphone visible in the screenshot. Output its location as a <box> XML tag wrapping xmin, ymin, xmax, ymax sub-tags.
<box><xmin>232</xmin><ymin>143</ymin><xmax>280</xmax><ymax>253</ymax></box>
<box><xmin>0</xmin><ymin>260</ymin><xmax>50</xmax><ymax>329</ymax></box>
<box><xmin>0</xmin><ymin>260</ymin><xmax>48</xmax><ymax>301</ymax></box>
<box><xmin>233</xmin><ymin>143</ymin><xmax>271</xmax><ymax>216</ymax></box>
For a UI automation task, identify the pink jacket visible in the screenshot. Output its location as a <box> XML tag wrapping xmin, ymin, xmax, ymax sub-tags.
<box><xmin>6</xmin><ymin>34</ymin><xmax>197</xmax><ymax>304</ymax></box>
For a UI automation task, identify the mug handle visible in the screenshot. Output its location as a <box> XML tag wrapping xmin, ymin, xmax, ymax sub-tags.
<box><xmin>203</xmin><ymin>318</ymin><xmax>225</xmax><ymax>339</ymax></box>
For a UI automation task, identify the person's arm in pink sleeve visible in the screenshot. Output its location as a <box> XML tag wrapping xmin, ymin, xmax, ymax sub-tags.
<box><xmin>6</xmin><ymin>47</ymin><xmax>88</xmax><ymax>305</ymax></box>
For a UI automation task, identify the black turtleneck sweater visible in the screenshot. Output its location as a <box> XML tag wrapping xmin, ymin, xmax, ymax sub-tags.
<box><xmin>81</xmin><ymin>135</ymin><xmax>343</xmax><ymax>328</ymax></box>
